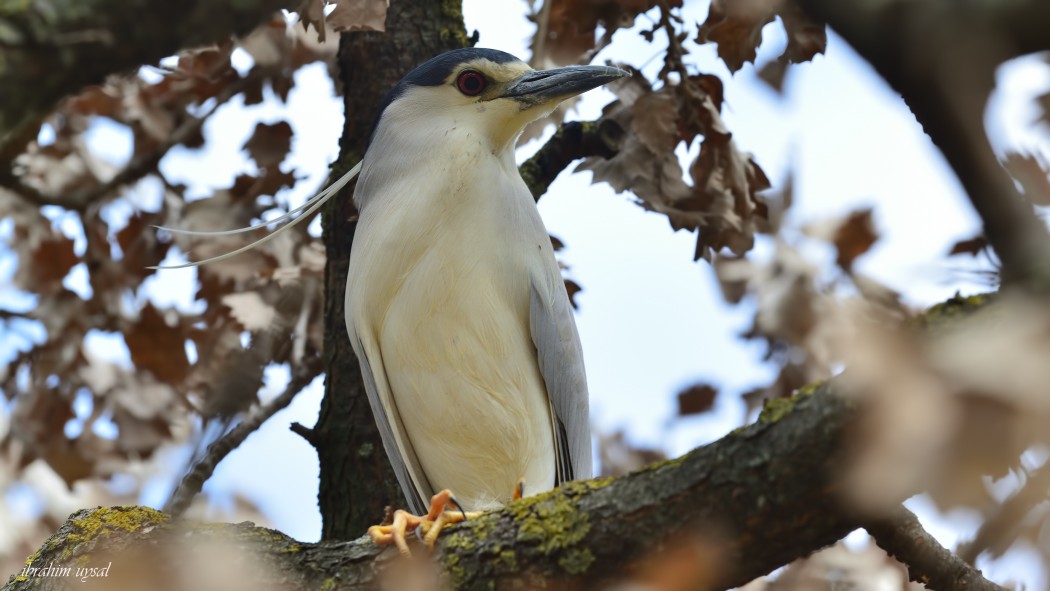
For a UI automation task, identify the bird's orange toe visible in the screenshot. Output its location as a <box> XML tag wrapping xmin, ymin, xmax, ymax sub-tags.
<box><xmin>368</xmin><ymin>489</ymin><xmax>480</xmax><ymax>555</ymax></box>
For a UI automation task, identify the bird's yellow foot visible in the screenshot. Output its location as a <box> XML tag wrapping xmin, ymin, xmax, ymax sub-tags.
<box><xmin>367</xmin><ymin>489</ymin><xmax>480</xmax><ymax>555</ymax></box>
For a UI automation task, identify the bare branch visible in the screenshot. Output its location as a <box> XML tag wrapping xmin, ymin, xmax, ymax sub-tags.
<box><xmin>163</xmin><ymin>359</ymin><xmax>321</xmax><ymax>518</ymax></box>
<box><xmin>6</xmin><ymin>286</ymin><xmax>1011</xmax><ymax>591</ymax></box>
<box><xmin>864</xmin><ymin>505</ymin><xmax>1006</xmax><ymax>591</ymax></box>
<box><xmin>518</xmin><ymin>120</ymin><xmax>622</xmax><ymax>201</ymax></box>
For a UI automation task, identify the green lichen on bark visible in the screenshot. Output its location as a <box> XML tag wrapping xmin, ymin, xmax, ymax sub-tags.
<box><xmin>518</xmin><ymin>120</ymin><xmax>618</xmax><ymax>201</ymax></box>
<box><xmin>441</xmin><ymin>512</ymin><xmax>501</xmax><ymax>586</ymax></box>
<box><xmin>915</xmin><ymin>291</ymin><xmax>993</xmax><ymax>331</ymax></box>
<box><xmin>62</xmin><ymin>506</ymin><xmax>167</xmax><ymax>546</ymax></box>
<box><xmin>11</xmin><ymin>506</ymin><xmax>168</xmax><ymax>585</ymax></box>
<box><xmin>438</xmin><ymin>0</ymin><xmax>469</xmax><ymax>46</ymax></box>
<box><xmin>509</xmin><ymin>482</ymin><xmax>594</xmax><ymax>575</ymax></box>
<box><xmin>438</xmin><ymin>480</ymin><xmax>613</xmax><ymax>588</ymax></box>
<box><xmin>758</xmin><ymin>381</ymin><xmax>824</xmax><ymax>425</ymax></box>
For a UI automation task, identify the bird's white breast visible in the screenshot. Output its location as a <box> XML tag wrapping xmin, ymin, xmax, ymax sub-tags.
<box><xmin>347</xmin><ymin>129</ymin><xmax>557</xmax><ymax>509</ymax></box>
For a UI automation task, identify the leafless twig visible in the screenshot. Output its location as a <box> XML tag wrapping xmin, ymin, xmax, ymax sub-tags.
<box><xmin>164</xmin><ymin>358</ymin><xmax>322</xmax><ymax>518</ymax></box>
<box><xmin>518</xmin><ymin>119</ymin><xmax>621</xmax><ymax>201</ymax></box>
<box><xmin>865</xmin><ymin>505</ymin><xmax>1007</xmax><ymax>591</ymax></box>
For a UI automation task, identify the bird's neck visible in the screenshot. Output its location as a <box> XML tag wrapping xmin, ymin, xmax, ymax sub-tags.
<box><xmin>359</xmin><ymin>116</ymin><xmax>522</xmax><ymax>205</ymax></box>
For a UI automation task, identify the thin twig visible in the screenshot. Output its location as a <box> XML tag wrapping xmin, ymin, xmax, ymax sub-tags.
<box><xmin>518</xmin><ymin>119</ymin><xmax>621</xmax><ymax>201</ymax></box>
<box><xmin>864</xmin><ymin>505</ymin><xmax>1007</xmax><ymax>591</ymax></box>
<box><xmin>164</xmin><ymin>359</ymin><xmax>322</xmax><ymax>518</ymax></box>
<box><xmin>578</xmin><ymin>27</ymin><xmax>615</xmax><ymax>65</ymax></box>
<box><xmin>656</xmin><ymin>0</ymin><xmax>689</xmax><ymax>83</ymax></box>
<box><xmin>5</xmin><ymin>76</ymin><xmax>250</xmax><ymax>212</ymax></box>
<box><xmin>529</xmin><ymin>0</ymin><xmax>553</xmax><ymax>67</ymax></box>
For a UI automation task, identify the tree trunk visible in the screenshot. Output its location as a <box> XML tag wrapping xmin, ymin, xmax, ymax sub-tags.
<box><xmin>315</xmin><ymin>0</ymin><xmax>472</xmax><ymax>541</ymax></box>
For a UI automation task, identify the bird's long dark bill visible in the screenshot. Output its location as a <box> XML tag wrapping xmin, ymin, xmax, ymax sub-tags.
<box><xmin>502</xmin><ymin>65</ymin><xmax>629</xmax><ymax>106</ymax></box>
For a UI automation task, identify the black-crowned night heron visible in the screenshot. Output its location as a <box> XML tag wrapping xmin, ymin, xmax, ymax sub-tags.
<box><xmin>156</xmin><ymin>48</ymin><xmax>628</xmax><ymax>553</ymax></box>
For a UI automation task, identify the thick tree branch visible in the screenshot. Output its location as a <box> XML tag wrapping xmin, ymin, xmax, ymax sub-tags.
<box><xmin>865</xmin><ymin>505</ymin><xmax>1006</xmax><ymax>591</ymax></box>
<box><xmin>0</xmin><ymin>0</ymin><xmax>295</xmax><ymax>160</ymax></box>
<box><xmin>792</xmin><ymin>0</ymin><xmax>1050</xmax><ymax>288</ymax></box>
<box><xmin>519</xmin><ymin>119</ymin><xmax>623</xmax><ymax>201</ymax></box>
<box><xmin>6</xmin><ymin>383</ymin><xmax>865</xmax><ymax>591</ymax></box>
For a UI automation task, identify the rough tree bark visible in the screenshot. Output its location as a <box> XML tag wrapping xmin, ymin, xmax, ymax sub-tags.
<box><xmin>5</xmin><ymin>381</ymin><xmax>861</xmax><ymax>591</ymax></box>
<box><xmin>312</xmin><ymin>0</ymin><xmax>473</xmax><ymax>541</ymax></box>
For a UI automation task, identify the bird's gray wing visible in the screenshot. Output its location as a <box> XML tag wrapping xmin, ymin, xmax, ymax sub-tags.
<box><xmin>530</xmin><ymin>277</ymin><xmax>592</xmax><ymax>482</ymax></box>
<box><xmin>346</xmin><ymin>322</ymin><xmax>432</xmax><ymax>515</ymax></box>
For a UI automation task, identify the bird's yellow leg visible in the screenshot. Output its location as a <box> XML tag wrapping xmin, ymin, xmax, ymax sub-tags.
<box><xmin>367</xmin><ymin>489</ymin><xmax>481</xmax><ymax>555</ymax></box>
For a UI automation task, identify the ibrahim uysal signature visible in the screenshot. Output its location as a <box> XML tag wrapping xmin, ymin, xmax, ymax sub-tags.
<box><xmin>18</xmin><ymin>562</ymin><xmax>112</xmax><ymax>582</ymax></box>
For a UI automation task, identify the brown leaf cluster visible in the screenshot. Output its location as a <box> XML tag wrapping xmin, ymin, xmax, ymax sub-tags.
<box><xmin>295</xmin><ymin>0</ymin><xmax>389</xmax><ymax>42</ymax></box>
<box><xmin>704</xmin><ymin>166</ymin><xmax>1048</xmax><ymax>521</ymax></box>
<box><xmin>711</xmin><ymin>198</ymin><xmax>902</xmax><ymax>411</ymax></box>
<box><xmin>716</xmin><ymin>243</ymin><xmax>824</xmax><ymax>368</ymax></box>
<box><xmin>529</xmin><ymin>0</ymin><xmax>682</xmax><ymax>67</ymax></box>
<box><xmin>697</xmin><ymin>0</ymin><xmax>826</xmax><ymax>74</ymax></box>
<box><xmin>719</xmin><ymin>274</ymin><xmax>1050</xmax><ymax>525</ymax></box>
<box><xmin>676</xmin><ymin>383</ymin><xmax>718</xmax><ymax>416</ymax></box>
<box><xmin>818</xmin><ymin>293</ymin><xmax>1050</xmax><ymax>518</ymax></box>
<box><xmin>703</xmin><ymin>112</ymin><xmax>1050</xmax><ymax>578</ymax></box>
<box><xmin>579</xmin><ymin>68</ymin><xmax>771</xmax><ymax>262</ymax></box>
<box><xmin>0</xmin><ymin>16</ymin><xmax>333</xmax><ymax>568</ymax></box>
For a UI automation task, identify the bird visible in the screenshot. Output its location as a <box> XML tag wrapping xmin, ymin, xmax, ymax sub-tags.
<box><xmin>346</xmin><ymin>48</ymin><xmax>626</xmax><ymax>552</ymax></box>
<box><xmin>152</xmin><ymin>47</ymin><xmax>628</xmax><ymax>553</ymax></box>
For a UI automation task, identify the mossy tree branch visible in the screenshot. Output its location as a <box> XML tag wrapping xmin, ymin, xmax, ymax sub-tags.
<box><xmin>6</xmin><ymin>384</ymin><xmax>862</xmax><ymax>591</ymax></box>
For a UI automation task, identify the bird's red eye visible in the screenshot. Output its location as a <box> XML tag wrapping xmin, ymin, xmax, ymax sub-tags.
<box><xmin>456</xmin><ymin>70</ymin><xmax>487</xmax><ymax>96</ymax></box>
